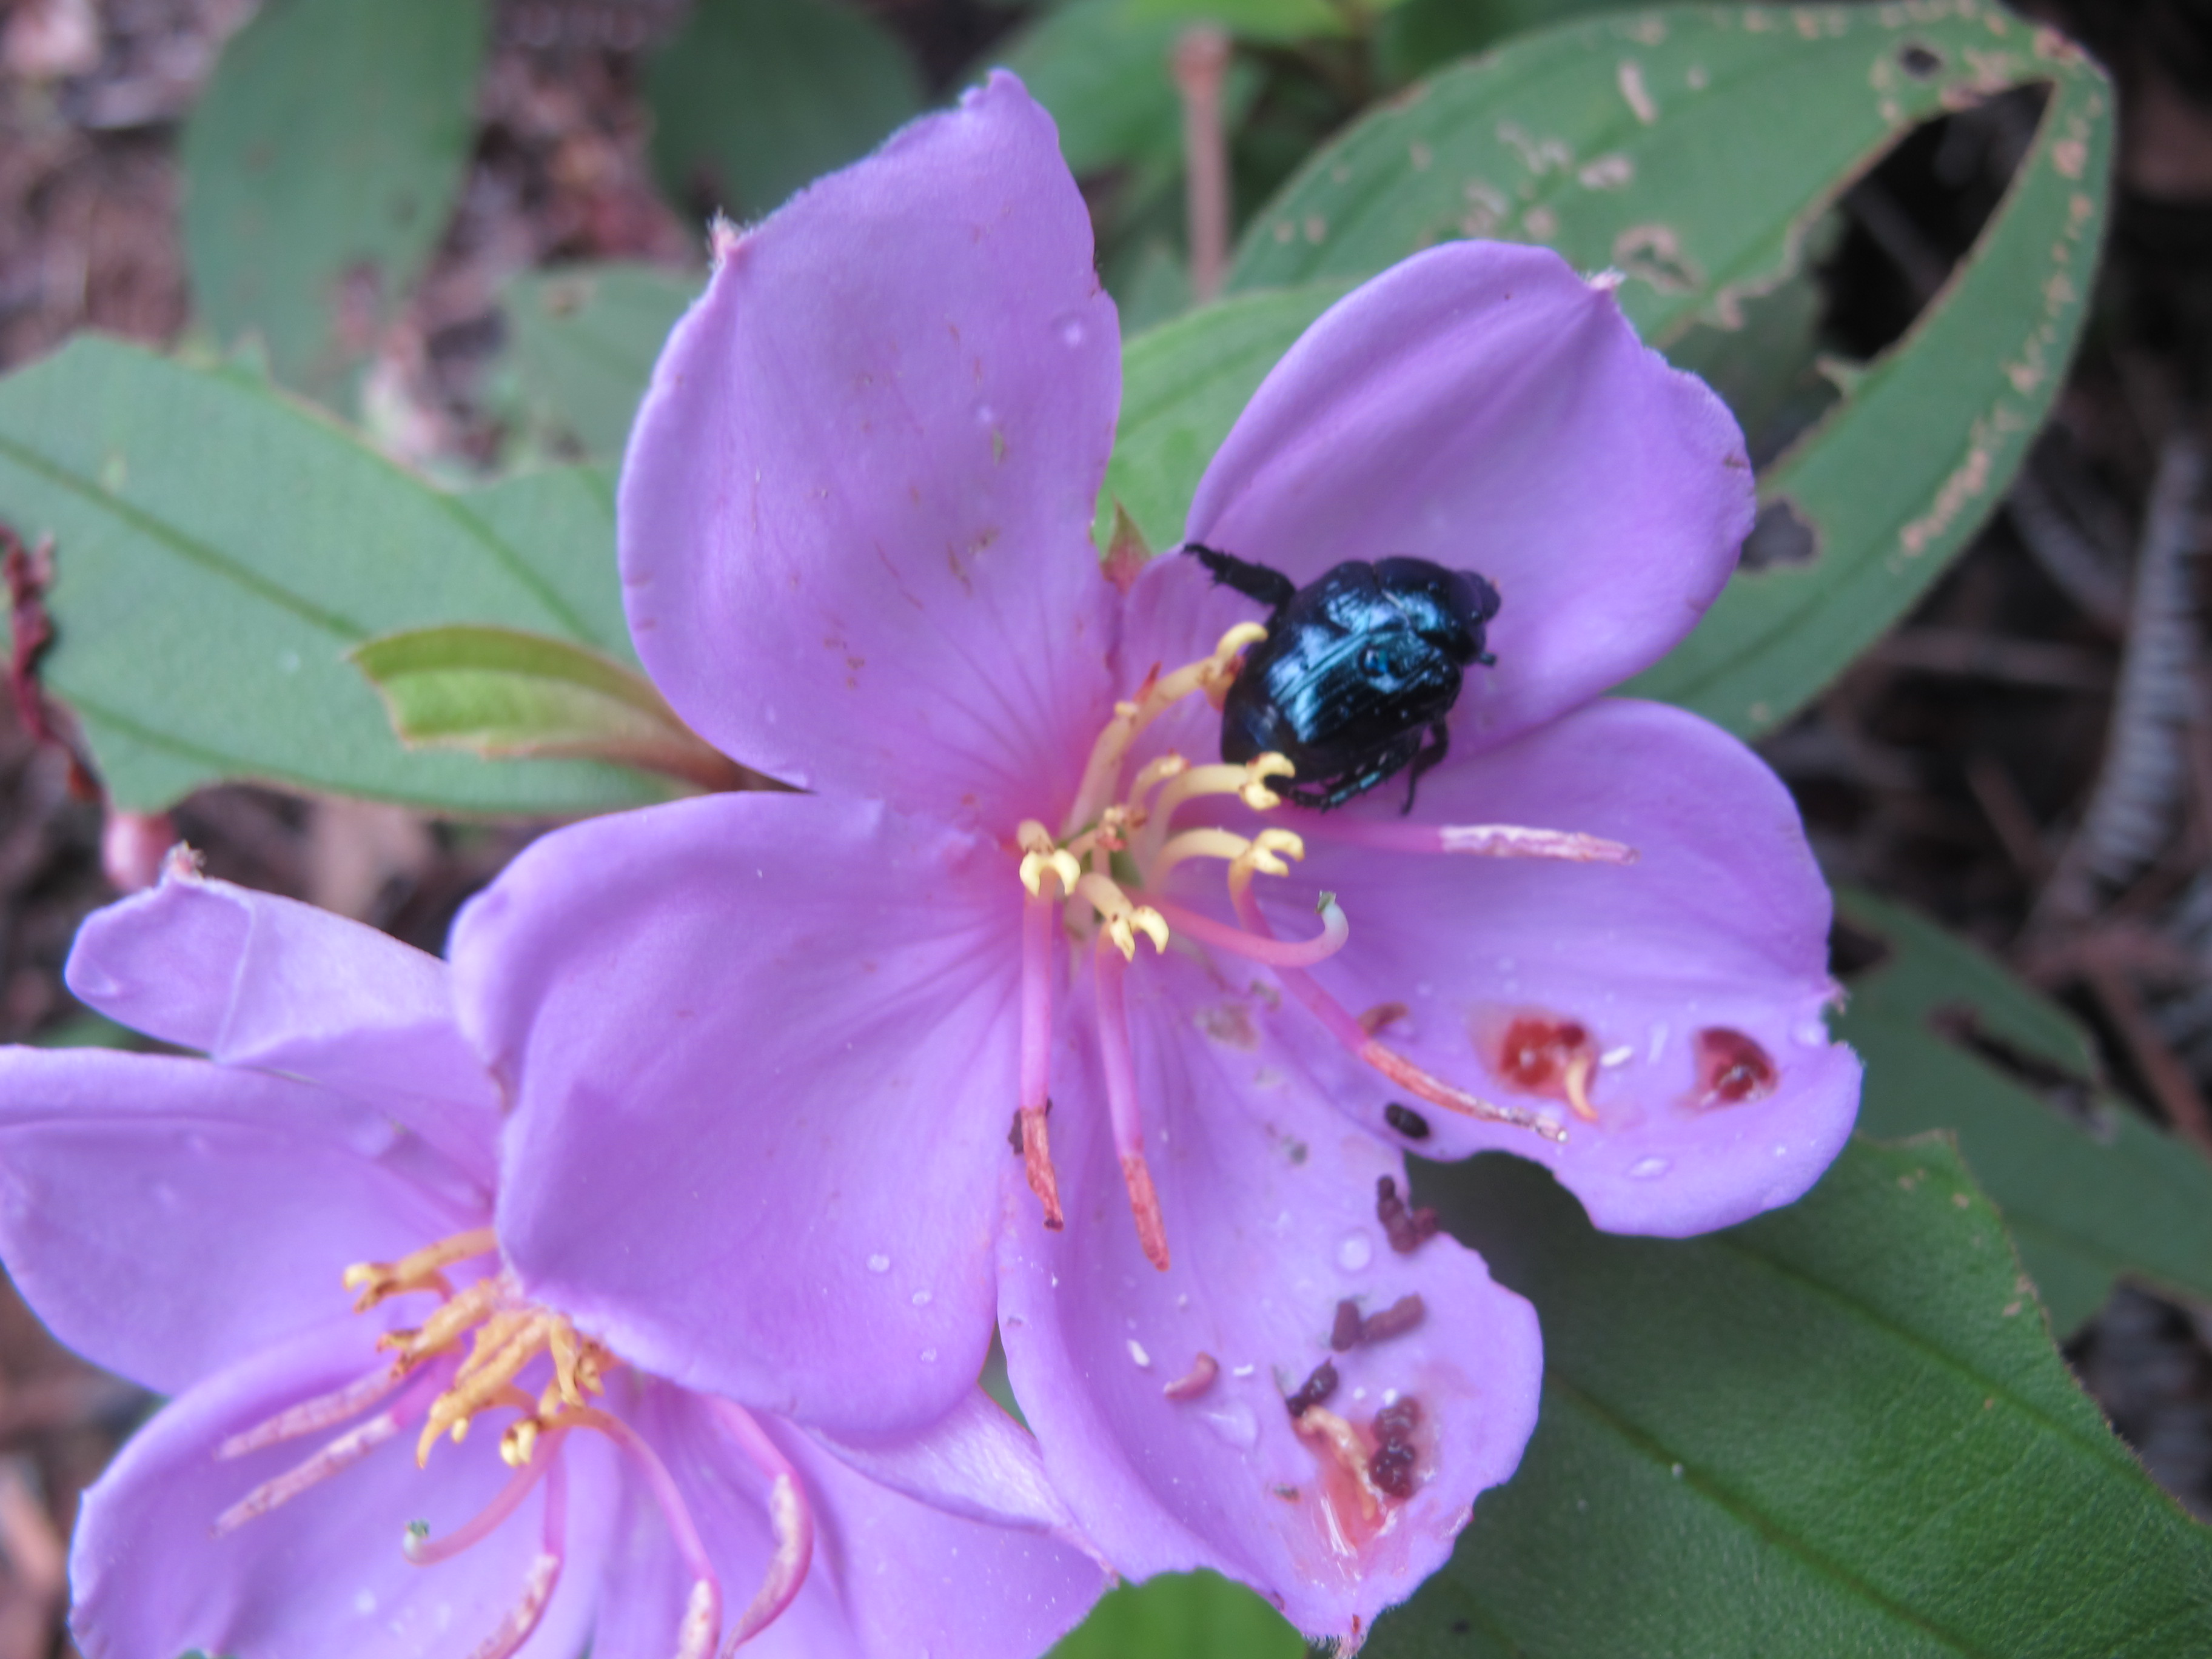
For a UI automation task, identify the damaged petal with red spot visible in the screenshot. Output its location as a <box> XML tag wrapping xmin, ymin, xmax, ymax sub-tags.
<box><xmin>447</xmin><ymin>67</ymin><xmax>1854</xmax><ymax>1644</ymax></box>
<box><xmin>0</xmin><ymin>863</ymin><xmax>1104</xmax><ymax>1659</ymax></box>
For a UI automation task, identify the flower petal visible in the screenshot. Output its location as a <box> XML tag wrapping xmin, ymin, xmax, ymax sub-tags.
<box><xmin>70</xmin><ymin>1319</ymin><xmax>614</xmax><ymax>1659</ymax></box>
<box><xmin>592</xmin><ymin>1384</ymin><xmax>1102</xmax><ymax>1658</ymax></box>
<box><xmin>997</xmin><ymin>953</ymin><xmax>1542</xmax><ymax>1643</ymax></box>
<box><xmin>452</xmin><ymin>793</ymin><xmax>1017</xmax><ymax>1436</ymax></box>
<box><xmin>805</xmin><ymin>1387</ymin><xmax>1085</xmax><ymax>1541</ymax></box>
<box><xmin>620</xmin><ymin>70</ymin><xmax>1121</xmax><ymax>830</ymax></box>
<box><xmin>0</xmin><ymin>1049</ymin><xmax>482</xmax><ymax>1394</ymax></box>
<box><xmin>65</xmin><ymin>863</ymin><xmax>500</xmax><ymax>1185</ymax></box>
<box><xmin>1181</xmin><ymin>241</ymin><xmax>1753</xmax><ymax>752</ymax></box>
<box><xmin>1272</xmin><ymin>697</ymin><xmax>1860</xmax><ymax>1236</ymax></box>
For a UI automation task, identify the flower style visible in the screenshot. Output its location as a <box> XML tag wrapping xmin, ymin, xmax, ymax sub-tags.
<box><xmin>450</xmin><ymin>73</ymin><xmax>1859</xmax><ymax>1640</ymax></box>
<box><xmin>0</xmin><ymin>862</ymin><xmax>1104</xmax><ymax>1659</ymax></box>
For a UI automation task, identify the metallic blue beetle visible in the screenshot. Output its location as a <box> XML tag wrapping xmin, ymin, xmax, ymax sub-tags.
<box><xmin>1185</xmin><ymin>543</ymin><xmax>1501</xmax><ymax>813</ymax></box>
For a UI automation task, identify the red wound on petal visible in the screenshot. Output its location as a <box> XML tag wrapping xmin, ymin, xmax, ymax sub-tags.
<box><xmin>1692</xmin><ymin>1027</ymin><xmax>1777</xmax><ymax>1109</ymax></box>
<box><xmin>1478</xmin><ymin>1008</ymin><xmax>1602</xmax><ymax>1121</ymax></box>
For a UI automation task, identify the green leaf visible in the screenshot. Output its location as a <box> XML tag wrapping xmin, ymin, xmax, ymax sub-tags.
<box><xmin>1227</xmin><ymin>3</ymin><xmax>2113</xmax><ymax>737</ymax></box>
<box><xmin>1100</xmin><ymin>281</ymin><xmax>1348</xmax><ymax>552</ymax></box>
<box><xmin>1832</xmin><ymin>889</ymin><xmax>2212</xmax><ymax>1336</ymax></box>
<box><xmin>996</xmin><ymin>0</ymin><xmax>1188</xmax><ymax>181</ymax></box>
<box><xmin>1379</xmin><ymin>1136</ymin><xmax>2212</xmax><ymax>1657</ymax></box>
<box><xmin>1049</xmin><ymin>1570</ymin><xmax>1304</xmax><ymax>1659</ymax></box>
<box><xmin>351</xmin><ymin>625</ymin><xmax>738</xmax><ymax>789</ymax></box>
<box><xmin>30</xmin><ymin>1010</ymin><xmax>141</xmax><ymax>1050</ymax></box>
<box><xmin>1125</xmin><ymin>0</ymin><xmax>1406</xmax><ymax>41</ymax></box>
<box><xmin>0</xmin><ymin>335</ymin><xmax>666</xmax><ymax>816</ymax></box>
<box><xmin>646</xmin><ymin>0</ymin><xmax>924</xmax><ymax>222</ymax></box>
<box><xmin>500</xmin><ymin>264</ymin><xmax>700</xmax><ymax>460</ymax></box>
<box><xmin>179</xmin><ymin>0</ymin><xmax>488</xmax><ymax>402</ymax></box>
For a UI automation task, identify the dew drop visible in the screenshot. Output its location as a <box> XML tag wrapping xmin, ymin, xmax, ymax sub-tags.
<box><xmin>1772</xmin><ymin>1143</ymin><xmax>1790</xmax><ymax>1158</ymax></box>
<box><xmin>920</xmin><ymin>1347</ymin><xmax>939</xmax><ymax>1364</ymax></box>
<box><xmin>866</xmin><ymin>1253</ymin><xmax>891</xmax><ymax>1274</ymax></box>
<box><xmin>974</xmin><ymin>403</ymin><xmax>997</xmax><ymax>427</ymax></box>
<box><xmin>911</xmin><ymin>1289</ymin><xmax>932</xmax><ymax>1307</ymax></box>
<box><xmin>1201</xmin><ymin>1403</ymin><xmax>1258</xmax><ymax>1447</ymax></box>
<box><xmin>1647</xmin><ymin>1023</ymin><xmax>1670</xmax><ymax>1064</ymax></box>
<box><xmin>1628</xmin><ymin>1156</ymin><xmax>1671</xmax><ymax>1180</ymax></box>
<box><xmin>1336</xmin><ymin>1232</ymin><xmax>1374</xmax><ymax>1272</ymax></box>
<box><xmin>1792</xmin><ymin>1018</ymin><xmax>1828</xmax><ymax>1047</ymax></box>
<box><xmin>1600</xmin><ymin>1045</ymin><xmax>1634</xmax><ymax>1068</ymax></box>
<box><xmin>1128</xmin><ymin>1339</ymin><xmax>1152</xmax><ymax>1369</ymax></box>
<box><xmin>1058</xmin><ymin>316</ymin><xmax>1087</xmax><ymax>347</ymax></box>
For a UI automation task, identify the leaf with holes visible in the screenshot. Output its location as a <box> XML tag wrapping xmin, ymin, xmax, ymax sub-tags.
<box><xmin>0</xmin><ymin>336</ymin><xmax>665</xmax><ymax>815</ymax></box>
<box><xmin>350</xmin><ymin>626</ymin><xmax>739</xmax><ymax>791</ymax></box>
<box><xmin>646</xmin><ymin>0</ymin><xmax>924</xmax><ymax>223</ymax></box>
<box><xmin>1048</xmin><ymin>1570</ymin><xmax>1302</xmax><ymax>1659</ymax></box>
<box><xmin>1831</xmin><ymin>888</ymin><xmax>2212</xmax><ymax>1336</ymax></box>
<box><xmin>1378</xmin><ymin>1136</ymin><xmax>2212</xmax><ymax>1657</ymax></box>
<box><xmin>1228</xmin><ymin>2</ymin><xmax>2113</xmax><ymax>739</ymax></box>
<box><xmin>500</xmin><ymin>264</ymin><xmax>701</xmax><ymax>461</ymax></box>
<box><xmin>179</xmin><ymin>0</ymin><xmax>488</xmax><ymax>402</ymax></box>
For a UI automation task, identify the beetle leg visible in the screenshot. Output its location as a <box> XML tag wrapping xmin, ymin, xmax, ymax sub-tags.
<box><xmin>1184</xmin><ymin>543</ymin><xmax>1298</xmax><ymax>614</ymax></box>
<box><xmin>1400</xmin><ymin>722</ymin><xmax>1450</xmax><ymax>816</ymax></box>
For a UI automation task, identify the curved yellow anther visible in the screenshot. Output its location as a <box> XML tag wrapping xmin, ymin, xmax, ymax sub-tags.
<box><xmin>1238</xmin><ymin>752</ymin><xmax>1297</xmax><ymax>811</ymax></box>
<box><xmin>1233</xmin><ymin>826</ymin><xmax>1307</xmax><ymax>880</ymax></box>
<box><xmin>1016</xmin><ymin>820</ymin><xmax>1084</xmax><ymax>897</ymax></box>
<box><xmin>1074</xmin><ymin>872</ymin><xmax>1168</xmax><ymax>960</ymax></box>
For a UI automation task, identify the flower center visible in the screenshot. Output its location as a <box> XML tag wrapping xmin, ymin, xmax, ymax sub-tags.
<box><xmin>1010</xmin><ymin>625</ymin><xmax>1634</xmax><ymax>1269</ymax></box>
<box><xmin>211</xmin><ymin>1227</ymin><xmax>813</xmax><ymax>1659</ymax></box>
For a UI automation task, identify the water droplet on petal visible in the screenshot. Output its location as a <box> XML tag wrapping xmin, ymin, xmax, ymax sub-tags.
<box><xmin>1629</xmin><ymin>1156</ymin><xmax>1670</xmax><ymax>1179</ymax></box>
<box><xmin>1793</xmin><ymin>1018</ymin><xmax>1828</xmax><ymax>1047</ymax></box>
<box><xmin>867</xmin><ymin>1253</ymin><xmax>891</xmax><ymax>1274</ymax></box>
<box><xmin>1772</xmin><ymin>1143</ymin><xmax>1789</xmax><ymax>1158</ymax></box>
<box><xmin>1201</xmin><ymin>1403</ymin><xmax>1259</xmax><ymax>1447</ymax></box>
<box><xmin>1058</xmin><ymin>316</ymin><xmax>1087</xmax><ymax>347</ymax></box>
<box><xmin>1336</xmin><ymin>1232</ymin><xmax>1373</xmax><ymax>1272</ymax></box>
<box><xmin>920</xmin><ymin>1347</ymin><xmax>939</xmax><ymax>1363</ymax></box>
<box><xmin>1128</xmin><ymin>1339</ymin><xmax>1152</xmax><ymax>1369</ymax></box>
<box><xmin>974</xmin><ymin>403</ymin><xmax>997</xmax><ymax>427</ymax></box>
<box><xmin>911</xmin><ymin>1289</ymin><xmax>932</xmax><ymax>1307</ymax></box>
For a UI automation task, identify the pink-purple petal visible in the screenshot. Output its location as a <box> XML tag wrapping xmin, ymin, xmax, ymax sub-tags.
<box><xmin>0</xmin><ymin>1049</ymin><xmax>482</xmax><ymax>1394</ymax></box>
<box><xmin>997</xmin><ymin>953</ymin><xmax>1542</xmax><ymax>1641</ymax></box>
<box><xmin>591</xmin><ymin>1382</ymin><xmax>1104</xmax><ymax>1658</ymax></box>
<box><xmin>805</xmin><ymin>1387</ymin><xmax>1087</xmax><ymax>1541</ymax></box>
<box><xmin>70</xmin><ymin>1319</ymin><xmax>614</xmax><ymax>1659</ymax></box>
<box><xmin>1270</xmin><ymin>697</ymin><xmax>1860</xmax><ymax>1236</ymax></box>
<box><xmin>1183</xmin><ymin>242</ymin><xmax>1754</xmax><ymax>754</ymax></box>
<box><xmin>65</xmin><ymin>866</ymin><xmax>500</xmax><ymax>1184</ymax></box>
<box><xmin>619</xmin><ymin>70</ymin><xmax>1121</xmax><ymax>830</ymax></box>
<box><xmin>451</xmin><ymin>792</ymin><xmax>1017</xmax><ymax>1436</ymax></box>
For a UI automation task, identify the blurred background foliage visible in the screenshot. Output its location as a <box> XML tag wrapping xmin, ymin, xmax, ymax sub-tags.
<box><xmin>5</xmin><ymin>0</ymin><xmax>2212</xmax><ymax>1654</ymax></box>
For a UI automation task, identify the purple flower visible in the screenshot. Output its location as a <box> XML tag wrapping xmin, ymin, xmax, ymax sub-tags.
<box><xmin>450</xmin><ymin>73</ymin><xmax>1858</xmax><ymax>1640</ymax></box>
<box><xmin>0</xmin><ymin>860</ymin><xmax>1104</xmax><ymax>1659</ymax></box>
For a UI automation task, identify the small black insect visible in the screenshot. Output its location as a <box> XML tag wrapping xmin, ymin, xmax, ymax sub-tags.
<box><xmin>1186</xmin><ymin>543</ymin><xmax>1501</xmax><ymax>813</ymax></box>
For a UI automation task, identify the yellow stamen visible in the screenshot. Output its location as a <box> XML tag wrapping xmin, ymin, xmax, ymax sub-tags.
<box><xmin>1016</xmin><ymin>820</ymin><xmax>1082</xmax><ymax>897</ymax></box>
<box><xmin>1063</xmin><ymin>623</ymin><xmax>1269</xmax><ymax>836</ymax></box>
<box><xmin>380</xmin><ymin>1278</ymin><xmax>501</xmax><ymax>1368</ymax></box>
<box><xmin>1073</xmin><ymin>871</ymin><xmax>1168</xmax><ymax>961</ymax></box>
<box><xmin>342</xmin><ymin>1226</ymin><xmax>497</xmax><ymax>1312</ymax></box>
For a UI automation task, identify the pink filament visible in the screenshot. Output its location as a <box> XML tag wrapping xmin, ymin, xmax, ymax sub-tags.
<box><xmin>561</xmin><ymin>1406</ymin><xmax>727</xmax><ymax>1651</ymax></box>
<box><xmin>213</xmin><ymin>1367</ymin><xmax>444</xmax><ymax>1536</ymax></box>
<box><xmin>1148</xmin><ymin>896</ymin><xmax>1347</xmax><ymax>967</ymax></box>
<box><xmin>457</xmin><ymin>1449</ymin><xmax>568</xmax><ymax>1659</ymax></box>
<box><xmin>213</xmin><ymin>1409</ymin><xmax>404</xmax><ymax>1536</ymax></box>
<box><xmin>1229</xmin><ymin>884</ymin><xmax>1563</xmax><ymax>1140</ymax></box>
<box><xmin>219</xmin><ymin>1361</ymin><xmax>406</xmax><ymax>1458</ymax></box>
<box><xmin>1093</xmin><ymin>939</ymin><xmax>1171</xmax><ymax>1272</ymax></box>
<box><xmin>1019</xmin><ymin>887</ymin><xmax>1064</xmax><ymax>1227</ymax></box>
<box><xmin>1291</xmin><ymin>817</ymin><xmax>1636</xmax><ymax>864</ymax></box>
<box><xmin>711</xmin><ymin>1399</ymin><xmax>816</xmax><ymax>1651</ymax></box>
<box><xmin>405</xmin><ymin>1428</ymin><xmax>569</xmax><ymax>1566</ymax></box>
